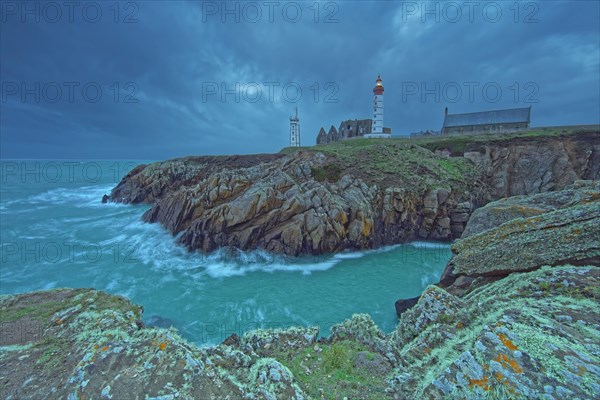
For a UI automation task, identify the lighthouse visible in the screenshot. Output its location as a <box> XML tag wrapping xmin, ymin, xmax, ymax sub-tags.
<box><xmin>365</xmin><ymin>74</ymin><xmax>389</xmax><ymax>138</ymax></box>
<box><xmin>289</xmin><ymin>106</ymin><xmax>300</xmax><ymax>147</ymax></box>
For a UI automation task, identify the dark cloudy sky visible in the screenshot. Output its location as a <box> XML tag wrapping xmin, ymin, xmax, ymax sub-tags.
<box><xmin>1</xmin><ymin>0</ymin><xmax>599</xmax><ymax>159</ymax></box>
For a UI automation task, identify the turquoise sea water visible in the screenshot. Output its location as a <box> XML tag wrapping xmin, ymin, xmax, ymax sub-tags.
<box><xmin>0</xmin><ymin>161</ymin><xmax>451</xmax><ymax>345</ymax></box>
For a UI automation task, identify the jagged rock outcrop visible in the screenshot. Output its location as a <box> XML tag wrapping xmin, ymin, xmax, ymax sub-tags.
<box><xmin>439</xmin><ymin>182</ymin><xmax>600</xmax><ymax>295</ymax></box>
<box><xmin>382</xmin><ymin>182</ymin><xmax>599</xmax><ymax>399</ymax></box>
<box><xmin>388</xmin><ymin>265</ymin><xmax>600</xmax><ymax>399</ymax></box>
<box><xmin>3</xmin><ymin>264</ymin><xmax>599</xmax><ymax>399</ymax></box>
<box><xmin>462</xmin><ymin>180</ymin><xmax>600</xmax><ymax>238</ymax></box>
<box><xmin>394</xmin><ymin>296</ymin><xmax>419</xmax><ymax>318</ymax></box>
<box><xmin>110</xmin><ymin>149</ymin><xmax>483</xmax><ymax>256</ymax></box>
<box><xmin>0</xmin><ymin>289</ymin><xmax>307</xmax><ymax>400</ymax></box>
<box><xmin>107</xmin><ymin>131</ymin><xmax>599</xmax><ymax>256</ymax></box>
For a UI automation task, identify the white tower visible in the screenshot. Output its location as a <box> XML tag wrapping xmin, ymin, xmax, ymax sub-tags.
<box><xmin>365</xmin><ymin>74</ymin><xmax>389</xmax><ymax>138</ymax></box>
<box><xmin>290</xmin><ymin>107</ymin><xmax>300</xmax><ymax>147</ymax></box>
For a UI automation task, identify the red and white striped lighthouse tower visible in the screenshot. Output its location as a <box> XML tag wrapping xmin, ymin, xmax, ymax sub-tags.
<box><xmin>365</xmin><ymin>74</ymin><xmax>389</xmax><ymax>138</ymax></box>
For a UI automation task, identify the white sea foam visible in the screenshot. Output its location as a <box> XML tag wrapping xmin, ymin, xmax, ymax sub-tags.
<box><xmin>105</xmin><ymin>278</ymin><xmax>119</xmax><ymax>291</ymax></box>
<box><xmin>408</xmin><ymin>241</ymin><xmax>451</xmax><ymax>249</ymax></box>
<box><xmin>332</xmin><ymin>251</ymin><xmax>366</xmax><ymax>260</ymax></box>
<box><xmin>201</xmin><ymin>255</ymin><xmax>340</xmax><ymax>279</ymax></box>
<box><xmin>23</xmin><ymin>185</ymin><xmax>115</xmax><ymax>207</ymax></box>
<box><xmin>3</xmin><ymin>180</ymin><xmax>450</xmax><ymax>284</ymax></box>
<box><xmin>41</xmin><ymin>281</ymin><xmax>58</xmax><ymax>290</ymax></box>
<box><xmin>95</xmin><ymin>215</ymin><xmax>449</xmax><ymax>279</ymax></box>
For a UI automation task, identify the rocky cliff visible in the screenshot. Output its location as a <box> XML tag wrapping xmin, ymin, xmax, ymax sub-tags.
<box><xmin>107</xmin><ymin>129</ymin><xmax>599</xmax><ymax>256</ymax></box>
<box><xmin>3</xmin><ymin>182</ymin><xmax>599</xmax><ymax>399</ymax></box>
<box><xmin>439</xmin><ymin>180</ymin><xmax>600</xmax><ymax>296</ymax></box>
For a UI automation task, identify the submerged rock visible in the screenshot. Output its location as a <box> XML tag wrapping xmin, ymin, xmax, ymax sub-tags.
<box><xmin>145</xmin><ymin>314</ymin><xmax>177</xmax><ymax>329</ymax></box>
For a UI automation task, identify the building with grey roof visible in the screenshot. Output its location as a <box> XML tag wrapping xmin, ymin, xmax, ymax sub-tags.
<box><xmin>441</xmin><ymin>106</ymin><xmax>531</xmax><ymax>135</ymax></box>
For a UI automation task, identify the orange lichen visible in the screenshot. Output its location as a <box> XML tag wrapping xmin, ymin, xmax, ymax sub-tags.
<box><xmin>498</xmin><ymin>333</ymin><xmax>519</xmax><ymax>351</ymax></box>
<box><xmin>101</xmin><ymin>346</ymin><xmax>109</xmax><ymax>352</ymax></box>
<box><xmin>495</xmin><ymin>372</ymin><xmax>504</xmax><ymax>381</ymax></box>
<box><xmin>159</xmin><ymin>342</ymin><xmax>167</xmax><ymax>351</ymax></box>
<box><xmin>508</xmin><ymin>356</ymin><xmax>523</xmax><ymax>373</ymax></box>
<box><xmin>361</xmin><ymin>219</ymin><xmax>372</xmax><ymax>236</ymax></box>
<box><xmin>456</xmin><ymin>322</ymin><xmax>464</xmax><ymax>329</ymax></box>
<box><xmin>495</xmin><ymin>354</ymin><xmax>508</xmax><ymax>363</ymax></box>
<box><xmin>494</xmin><ymin>353</ymin><xmax>523</xmax><ymax>374</ymax></box>
<box><xmin>469</xmin><ymin>376</ymin><xmax>490</xmax><ymax>391</ymax></box>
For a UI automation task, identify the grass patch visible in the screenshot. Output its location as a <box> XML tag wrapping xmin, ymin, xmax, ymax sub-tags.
<box><xmin>311</xmin><ymin>163</ymin><xmax>342</xmax><ymax>183</ymax></box>
<box><xmin>283</xmin><ymin>340</ymin><xmax>390</xmax><ymax>400</ymax></box>
<box><xmin>320</xmin><ymin>142</ymin><xmax>478</xmax><ymax>193</ymax></box>
<box><xmin>322</xmin><ymin>342</ymin><xmax>351</xmax><ymax>372</ymax></box>
<box><xmin>0</xmin><ymin>301</ymin><xmax>66</xmax><ymax>324</ymax></box>
<box><xmin>34</xmin><ymin>336</ymin><xmax>69</xmax><ymax>371</ymax></box>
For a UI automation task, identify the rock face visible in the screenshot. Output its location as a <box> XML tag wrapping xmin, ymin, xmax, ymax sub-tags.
<box><xmin>462</xmin><ymin>180</ymin><xmax>600</xmax><ymax>238</ymax></box>
<box><xmin>108</xmin><ymin>131</ymin><xmax>599</xmax><ymax>256</ymax></box>
<box><xmin>462</xmin><ymin>131</ymin><xmax>600</xmax><ymax>199</ymax></box>
<box><xmin>111</xmin><ymin>149</ymin><xmax>483</xmax><ymax>255</ymax></box>
<box><xmin>439</xmin><ymin>181</ymin><xmax>600</xmax><ymax>295</ymax></box>
<box><xmin>388</xmin><ymin>265</ymin><xmax>600</xmax><ymax>399</ymax></box>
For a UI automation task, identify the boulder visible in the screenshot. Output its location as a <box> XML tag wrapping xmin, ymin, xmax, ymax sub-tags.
<box><xmin>441</xmin><ymin>182</ymin><xmax>600</xmax><ymax>295</ymax></box>
<box><xmin>394</xmin><ymin>296</ymin><xmax>419</xmax><ymax>318</ymax></box>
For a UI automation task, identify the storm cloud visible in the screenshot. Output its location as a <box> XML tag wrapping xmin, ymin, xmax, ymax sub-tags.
<box><xmin>1</xmin><ymin>0</ymin><xmax>599</xmax><ymax>159</ymax></box>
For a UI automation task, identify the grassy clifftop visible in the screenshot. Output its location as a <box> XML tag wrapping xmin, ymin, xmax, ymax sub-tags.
<box><xmin>282</xmin><ymin>125</ymin><xmax>599</xmax><ymax>156</ymax></box>
<box><xmin>280</xmin><ymin>125</ymin><xmax>599</xmax><ymax>194</ymax></box>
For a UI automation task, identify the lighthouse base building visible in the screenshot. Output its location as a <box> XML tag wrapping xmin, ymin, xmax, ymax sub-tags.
<box><xmin>316</xmin><ymin>75</ymin><xmax>392</xmax><ymax>144</ymax></box>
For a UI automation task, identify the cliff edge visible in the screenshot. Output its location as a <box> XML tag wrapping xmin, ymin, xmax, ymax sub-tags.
<box><xmin>107</xmin><ymin>128</ymin><xmax>599</xmax><ymax>256</ymax></box>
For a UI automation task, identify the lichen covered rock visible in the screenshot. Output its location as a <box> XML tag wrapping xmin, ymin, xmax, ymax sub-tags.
<box><xmin>462</xmin><ymin>180</ymin><xmax>600</xmax><ymax>238</ymax></box>
<box><xmin>386</xmin><ymin>265</ymin><xmax>600</xmax><ymax>399</ymax></box>
<box><xmin>440</xmin><ymin>194</ymin><xmax>600</xmax><ymax>295</ymax></box>
<box><xmin>0</xmin><ymin>289</ymin><xmax>308</xmax><ymax>400</ymax></box>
